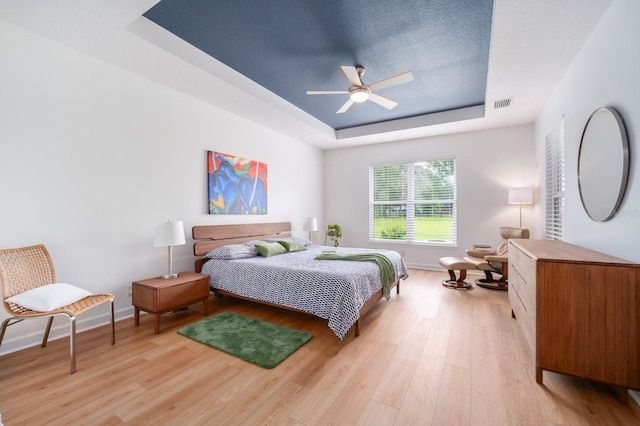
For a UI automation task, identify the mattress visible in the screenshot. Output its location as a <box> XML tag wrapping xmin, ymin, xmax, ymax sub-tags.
<box><xmin>201</xmin><ymin>244</ymin><xmax>408</xmax><ymax>339</ymax></box>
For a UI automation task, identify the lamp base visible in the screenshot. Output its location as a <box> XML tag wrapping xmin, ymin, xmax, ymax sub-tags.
<box><xmin>160</xmin><ymin>273</ymin><xmax>179</xmax><ymax>279</ymax></box>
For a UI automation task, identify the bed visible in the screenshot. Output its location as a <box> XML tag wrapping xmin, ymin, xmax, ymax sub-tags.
<box><xmin>193</xmin><ymin>222</ymin><xmax>408</xmax><ymax>339</ymax></box>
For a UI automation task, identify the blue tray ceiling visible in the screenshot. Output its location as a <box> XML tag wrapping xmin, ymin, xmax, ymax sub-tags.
<box><xmin>144</xmin><ymin>0</ymin><xmax>494</xmax><ymax>131</ymax></box>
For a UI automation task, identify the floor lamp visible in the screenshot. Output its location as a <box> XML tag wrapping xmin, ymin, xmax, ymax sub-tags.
<box><xmin>508</xmin><ymin>188</ymin><xmax>533</xmax><ymax>227</ymax></box>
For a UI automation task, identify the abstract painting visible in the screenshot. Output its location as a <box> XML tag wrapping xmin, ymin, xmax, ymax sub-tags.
<box><xmin>207</xmin><ymin>151</ymin><xmax>268</xmax><ymax>214</ymax></box>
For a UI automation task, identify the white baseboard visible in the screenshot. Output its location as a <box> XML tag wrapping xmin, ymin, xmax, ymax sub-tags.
<box><xmin>404</xmin><ymin>262</ymin><xmax>485</xmax><ymax>276</ymax></box>
<box><xmin>404</xmin><ymin>262</ymin><xmax>440</xmax><ymax>270</ymax></box>
<box><xmin>0</xmin><ymin>306</ymin><xmax>133</xmax><ymax>356</ymax></box>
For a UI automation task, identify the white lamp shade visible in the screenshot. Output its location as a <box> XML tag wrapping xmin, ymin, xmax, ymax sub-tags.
<box><xmin>508</xmin><ymin>188</ymin><xmax>533</xmax><ymax>205</ymax></box>
<box><xmin>153</xmin><ymin>220</ymin><xmax>186</xmax><ymax>247</ymax></box>
<box><xmin>303</xmin><ymin>217</ymin><xmax>318</xmax><ymax>232</ymax></box>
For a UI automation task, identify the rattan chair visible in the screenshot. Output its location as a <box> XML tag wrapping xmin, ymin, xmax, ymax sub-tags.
<box><xmin>0</xmin><ymin>244</ymin><xmax>115</xmax><ymax>373</ymax></box>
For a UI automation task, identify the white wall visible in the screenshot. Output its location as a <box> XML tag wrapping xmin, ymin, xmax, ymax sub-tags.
<box><xmin>533</xmin><ymin>0</ymin><xmax>640</xmax><ymax>404</ymax></box>
<box><xmin>534</xmin><ymin>0</ymin><xmax>640</xmax><ymax>261</ymax></box>
<box><xmin>0</xmin><ymin>20</ymin><xmax>323</xmax><ymax>354</ymax></box>
<box><xmin>323</xmin><ymin>124</ymin><xmax>536</xmax><ymax>269</ymax></box>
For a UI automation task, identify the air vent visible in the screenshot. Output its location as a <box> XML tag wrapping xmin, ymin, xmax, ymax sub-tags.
<box><xmin>493</xmin><ymin>98</ymin><xmax>513</xmax><ymax>109</ymax></box>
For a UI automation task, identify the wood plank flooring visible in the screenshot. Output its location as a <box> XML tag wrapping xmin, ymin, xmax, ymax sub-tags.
<box><xmin>1</xmin><ymin>269</ymin><xmax>639</xmax><ymax>425</ymax></box>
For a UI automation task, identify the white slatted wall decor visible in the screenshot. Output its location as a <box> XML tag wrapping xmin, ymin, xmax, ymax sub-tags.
<box><xmin>545</xmin><ymin>117</ymin><xmax>565</xmax><ymax>241</ymax></box>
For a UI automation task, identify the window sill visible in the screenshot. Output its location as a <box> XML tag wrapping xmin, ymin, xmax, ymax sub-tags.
<box><xmin>368</xmin><ymin>239</ymin><xmax>457</xmax><ymax>248</ymax></box>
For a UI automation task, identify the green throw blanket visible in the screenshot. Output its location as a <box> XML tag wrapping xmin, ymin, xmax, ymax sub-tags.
<box><xmin>315</xmin><ymin>251</ymin><xmax>397</xmax><ymax>301</ymax></box>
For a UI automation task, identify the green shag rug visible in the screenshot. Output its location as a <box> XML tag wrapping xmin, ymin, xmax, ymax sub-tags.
<box><xmin>177</xmin><ymin>312</ymin><xmax>312</xmax><ymax>369</ymax></box>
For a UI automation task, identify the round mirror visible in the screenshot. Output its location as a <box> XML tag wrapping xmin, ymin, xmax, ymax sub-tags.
<box><xmin>578</xmin><ymin>107</ymin><xmax>629</xmax><ymax>222</ymax></box>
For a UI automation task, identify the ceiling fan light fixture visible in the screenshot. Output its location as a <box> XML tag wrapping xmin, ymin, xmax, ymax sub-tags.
<box><xmin>307</xmin><ymin>66</ymin><xmax>413</xmax><ymax>113</ymax></box>
<box><xmin>349</xmin><ymin>87</ymin><xmax>370</xmax><ymax>103</ymax></box>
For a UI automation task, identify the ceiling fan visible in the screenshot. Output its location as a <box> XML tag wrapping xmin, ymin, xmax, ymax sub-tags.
<box><xmin>306</xmin><ymin>65</ymin><xmax>414</xmax><ymax>114</ymax></box>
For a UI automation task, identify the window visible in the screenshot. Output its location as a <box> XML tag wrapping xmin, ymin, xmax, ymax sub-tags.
<box><xmin>545</xmin><ymin>118</ymin><xmax>565</xmax><ymax>240</ymax></box>
<box><xmin>369</xmin><ymin>158</ymin><xmax>456</xmax><ymax>245</ymax></box>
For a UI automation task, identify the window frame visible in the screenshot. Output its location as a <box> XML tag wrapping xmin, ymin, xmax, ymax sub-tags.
<box><xmin>368</xmin><ymin>157</ymin><xmax>457</xmax><ymax>247</ymax></box>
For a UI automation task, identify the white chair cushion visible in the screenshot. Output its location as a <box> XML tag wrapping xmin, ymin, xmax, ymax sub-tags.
<box><xmin>5</xmin><ymin>283</ymin><xmax>92</xmax><ymax>312</ymax></box>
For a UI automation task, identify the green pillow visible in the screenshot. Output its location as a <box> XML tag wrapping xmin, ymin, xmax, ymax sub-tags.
<box><xmin>277</xmin><ymin>240</ymin><xmax>307</xmax><ymax>252</ymax></box>
<box><xmin>255</xmin><ymin>242</ymin><xmax>287</xmax><ymax>257</ymax></box>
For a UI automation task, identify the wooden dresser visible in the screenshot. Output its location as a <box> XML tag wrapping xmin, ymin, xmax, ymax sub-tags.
<box><xmin>508</xmin><ymin>239</ymin><xmax>640</xmax><ymax>395</ymax></box>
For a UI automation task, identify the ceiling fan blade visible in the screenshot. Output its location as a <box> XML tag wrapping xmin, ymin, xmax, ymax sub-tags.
<box><xmin>369</xmin><ymin>93</ymin><xmax>398</xmax><ymax>110</ymax></box>
<box><xmin>340</xmin><ymin>66</ymin><xmax>362</xmax><ymax>86</ymax></box>
<box><xmin>369</xmin><ymin>71</ymin><xmax>414</xmax><ymax>91</ymax></box>
<box><xmin>337</xmin><ymin>98</ymin><xmax>355</xmax><ymax>114</ymax></box>
<box><xmin>306</xmin><ymin>90</ymin><xmax>349</xmax><ymax>95</ymax></box>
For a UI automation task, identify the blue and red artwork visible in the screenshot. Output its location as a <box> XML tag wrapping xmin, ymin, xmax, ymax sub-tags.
<box><xmin>208</xmin><ymin>151</ymin><xmax>268</xmax><ymax>214</ymax></box>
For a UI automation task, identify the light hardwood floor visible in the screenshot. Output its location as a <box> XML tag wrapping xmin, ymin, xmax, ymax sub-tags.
<box><xmin>1</xmin><ymin>269</ymin><xmax>639</xmax><ymax>425</ymax></box>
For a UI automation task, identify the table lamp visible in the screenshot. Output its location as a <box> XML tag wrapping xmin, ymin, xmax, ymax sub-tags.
<box><xmin>154</xmin><ymin>220</ymin><xmax>186</xmax><ymax>279</ymax></box>
<box><xmin>303</xmin><ymin>217</ymin><xmax>318</xmax><ymax>242</ymax></box>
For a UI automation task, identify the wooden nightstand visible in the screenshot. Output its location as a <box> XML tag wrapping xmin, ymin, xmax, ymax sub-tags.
<box><xmin>132</xmin><ymin>272</ymin><xmax>210</xmax><ymax>334</ymax></box>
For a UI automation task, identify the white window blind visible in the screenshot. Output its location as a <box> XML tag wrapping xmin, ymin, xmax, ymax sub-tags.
<box><xmin>545</xmin><ymin>118</ymin><xmax>565</xmax><ymax>240</ymax></box>
<box><xmin>369</xmin><ymin>158</ymin><xmax>456</xmax><ymax>244</ymax></box>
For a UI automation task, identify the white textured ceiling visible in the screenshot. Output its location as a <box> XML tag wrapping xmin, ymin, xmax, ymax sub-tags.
<box><xmin>0</xmin><ymin>0</ymin><xmax>613</xmax><ymax>150</ymax></box>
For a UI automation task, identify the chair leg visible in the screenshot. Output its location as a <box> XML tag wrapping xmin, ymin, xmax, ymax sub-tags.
<box><xmin>110</xmin><ymin>299</ymin><xmax>116</xmax><ymax>345</ymax></box>
<box><xmin>476</xmin><ymin>265</ymin><xmax>509</xmax><ymax>291</ymax></box>
<box><xmin>41</xmin><ymin>316</ymin><xmax>54</xmax><ymax>348</ymax></box>
<box><xmin>0</xmin><ymin>317</ymin><xmax>14</xmax><ymax>347</ymax></box>
<box><xmin>70</xmin><ymin>316</ymin><xmax>77</xmax><ymax>374</ymax></box>
<box><xmin>476</xmin><ymin>270</ymin><xmax>496</xmax><ymax>283</ymax></box>
<box><xmin>442</xmin><ymin>269</ymin><xmax>472</xmax><ymax>290</ymax></box>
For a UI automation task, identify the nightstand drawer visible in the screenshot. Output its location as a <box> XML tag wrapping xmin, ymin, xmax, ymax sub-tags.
<box><xmin>157</xmin><ymin>277</ymin><xmax>209</xmax><ymax>311</ymax></box>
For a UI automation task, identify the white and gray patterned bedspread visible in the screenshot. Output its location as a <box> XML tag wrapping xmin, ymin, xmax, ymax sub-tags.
<box><xmin>201</xmin><ymin>245</ymin><xmax>408</xmax><ymax>339</ymax></box>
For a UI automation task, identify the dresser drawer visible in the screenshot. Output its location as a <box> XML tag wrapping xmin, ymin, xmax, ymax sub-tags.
<box><xmin>509</xmin><ymin>270</ymin><xmax>525</xmax><ymax>311</ymax></box>
<box><xmin>509</xmin><ymin>267</ymin><xmax>535</xmax><ymax>353</ymax></box>
<box><xmin>509</xmin><ymin>241</ymin><xmax>537</xmax><ymax>356</ymax></box>
<box><xmin>510</xmin><ymin>241</ymin><xmax>536</xmax><ymax>283</ymax></box>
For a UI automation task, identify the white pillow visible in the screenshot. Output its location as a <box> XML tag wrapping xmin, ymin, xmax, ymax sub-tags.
<box><xmin>264</xmin><ymin>237</ymin><xmax>312</xmax><ymax>247</ymax></box>
<box><xmin>204</xmin><ymin>243</ymin><xmax>258</xmax><ymax>260</ymax></box>
<box><xmin>5</xmin><ymin>283</ymin><xmax>92</xmax><ymax>312</ymax></box>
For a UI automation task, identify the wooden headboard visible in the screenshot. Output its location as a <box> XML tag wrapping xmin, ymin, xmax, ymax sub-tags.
<box><xmin>192</xmin><ymin>222</ymin><xmax>292</xmax><ymax>272</ymax></box>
